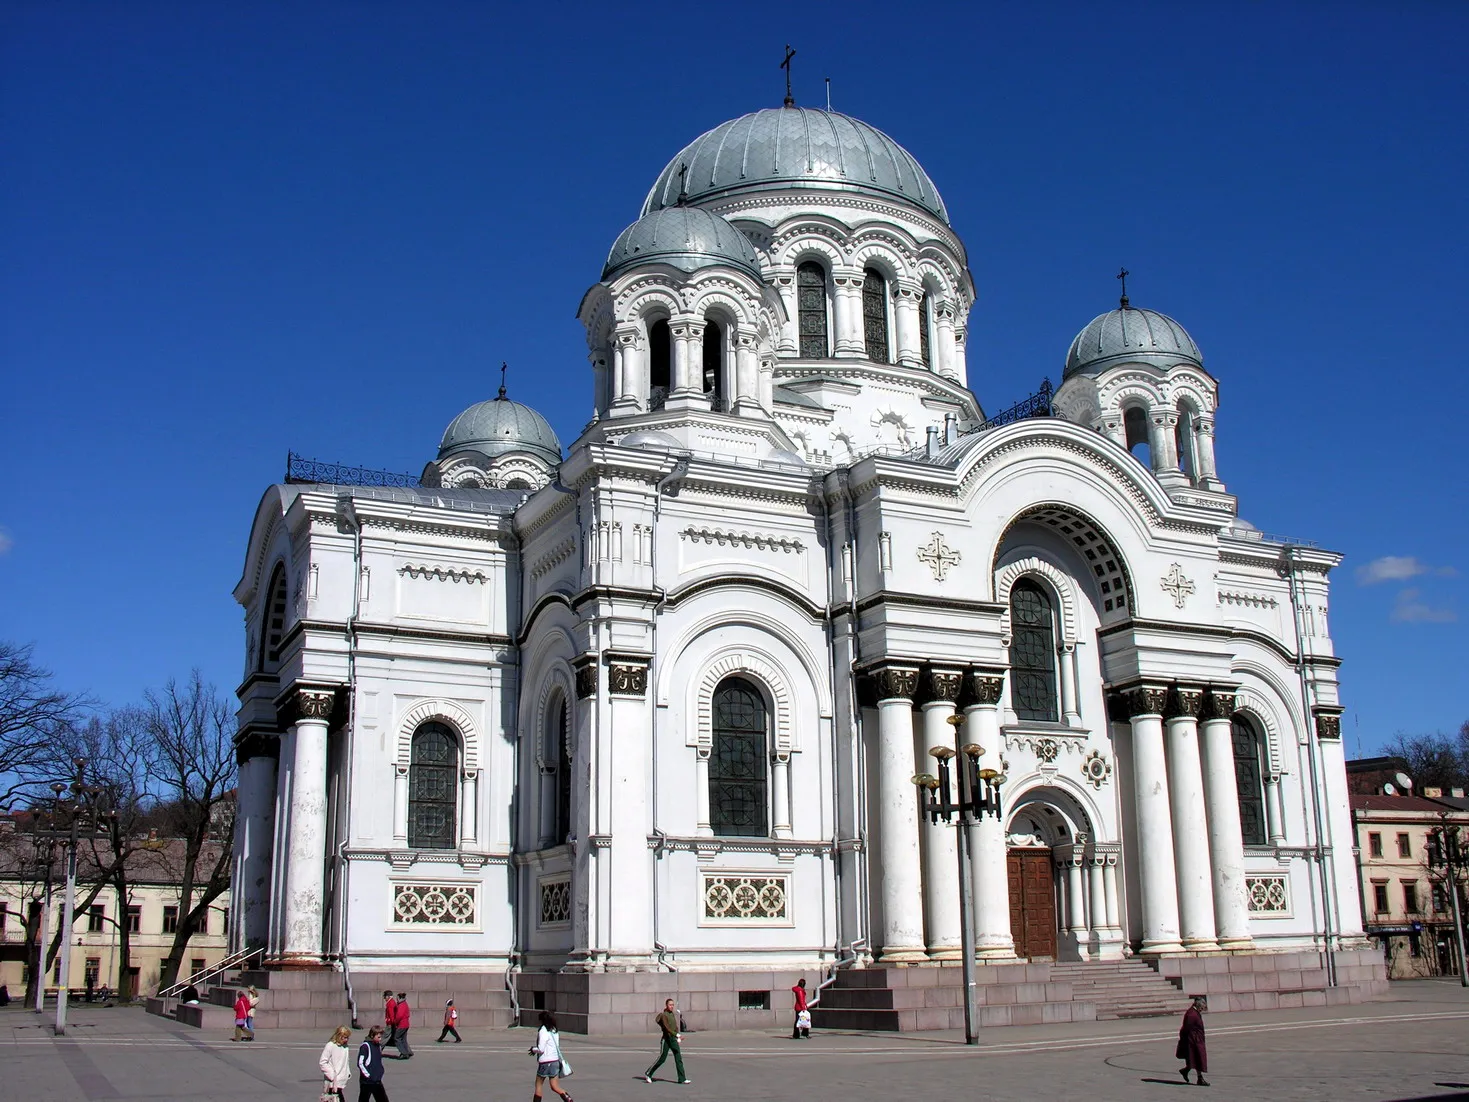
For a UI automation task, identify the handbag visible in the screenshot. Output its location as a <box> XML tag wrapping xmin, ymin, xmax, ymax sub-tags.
<box><xmin>559</xmin><ymin>1053</ymin><xmax>573</xmax><ymax>1077</ymax></box>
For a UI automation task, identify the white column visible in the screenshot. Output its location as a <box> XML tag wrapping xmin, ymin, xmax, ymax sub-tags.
<box><xmin>695</xmin><ymin>751</ymin><xmax>712</xmax><ymax>837</ymax></box>
<box><xmin>1059</xmin><ymin>846</ymin><xmax>1089</xmax><ymax>958</ymax></box>
<box><xmin>773</xmin><ymin>271</ymin><xmax>799</xmax><ymax>355</ymax></box>
<box><xmin>1087</xmin><ymin>854</ymin><xmax>1108</xmax><ymax>957</ymax></box>
<box><xmin>1194</xmin><ymin>415</ymin><xmax>1222</xmax><ymax>489</ymax></box>
<box><xmin>281</xmin><ymin>689</ymin><xmax>333</xmax><ymax>964</ymax></box>
<box><xmin>235</xmin><ymin>741</ymin><xmax>279</xmax><ymax>950</ymax></box>
<box><xmin>832</xmin><ymin>269</ymin><xmax>864</xmax><ymax>357</ymax></box>
<box><xmin>919</xmin><ymin>671</ymin><xmax>963</xmax><ymax>960</ymax></box>
<box><xmin>1265</xmin><ymin>773</ymin><xmax>1286</xmax><ymax>845</ymax></box>
<box><xmin>734</xmin><ymin>328</ymin><xmax>761</xmax><ymax>415</ymax></box>
<box><xmin>871</xmin><ymin>664</ymin><xmax>927</xmax><ymax>962</ymax></box>
<box><xmin>1059</xmin><ymin>645</ymin><xmax>1080</xmax><ymax>726</ymax></box>
<box><xmin>267</xmin><ymin>726</ymin><xmax>295</xmax><ymax>957</ymax></box>
<box><xmin>610</xmin><ymin>327</ymin><xmax>641</xmax><ymax>415</ymax></box>
<box><xmin>964</xmin><ymin>669</ymin><xmax>1015</xmax><ymax>958</ymax></box>
<box><xmin>460</xmin><ymin>769</ymin><xmax>479</xmax><ymax>846</ymax></box>
<box><xmin>1315</xmin><ymin>710</ymin><xmax>1366</xmax><ymax>941</ymax></box>
<box><xmin>1124</xmin><ymin>686</ymin><xmax>1184</xmax><ymax>954</ymax></box>
<box><xmin>934</xmin><ymin>301</ymin><xmax>957</xmax><ymax>379</ymax></box>
<box><xmin>392</xmin><ymin>764</ymin><xmax>409</xmax><ymax>842</ymax></box>
<box><xmin>893</xmin><ymin>281</ymin><xmax>922</xmax><ymax>367</ymax></box>
<box><xmin>1199</xmin><ymin>689</ymin><xmax>1252</xmax><ymax>949</ymax></box>
<box><xmin>1103</xmin><ymin>852</ymin><xmax>1122</xmax><ymax>932</ymax></box>
<box><xmin>951</xmin><ymin>325</ymin><xmax>969</xmax><ymax>388</ymax></box>
<box><xmin>606</xmin><ymin>658</ymin><xmax>653</xmax><ymax>965</ymax></box>
<box><xmin>771</xmin><ymin>755</ymin><xmax>792</xmax><ymax>839</ymax></box>
<box><xmin>1165</xmin><ymin>687</ymin><xmax>1219</xmax><ymax>950</ymax></box>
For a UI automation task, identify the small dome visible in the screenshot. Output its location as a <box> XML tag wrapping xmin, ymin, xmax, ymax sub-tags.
<box><xmin>644</xmin><ymin>108</ymin><xmax>948</xmax><ymax>224</ymax></box>
<box><xmin>1064</xmin><ymin>305</ymin><xmax>1203</xmax><ymax>377</ymax></box>
<box><xmin>438</xmin><ymin>391</ymin><xmax>561</xmax><ymax>465</ymax></box>
<box><xmin>616</xmin><ymin>429</ymin><xmax>684</xmax><ymax>451</ymax></box>
<box><xmin>603</xmin><ymin>207</ymin><xmax>761</xmax><ymax>281</ymax></box>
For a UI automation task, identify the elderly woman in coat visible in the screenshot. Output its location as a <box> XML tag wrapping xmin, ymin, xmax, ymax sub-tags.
<box><xmin>1176</xmin><ymin>997</ymin><xmax>1209</xmax><ymax>1086</ymax></box>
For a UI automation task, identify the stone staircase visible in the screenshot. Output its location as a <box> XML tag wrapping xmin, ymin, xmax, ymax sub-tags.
<box><xmin>1049</xmin><ymin>959</ymin><xmax>1183</xmax><ymax>1019</ymax></box>
<box><xmin>151</xmin><ymin>967</ymin><xmax>514</xmax><ymax>1033</ymax></box>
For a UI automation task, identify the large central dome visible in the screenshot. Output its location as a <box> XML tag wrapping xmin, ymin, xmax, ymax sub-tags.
<box><xmin>643</xmin><ymin>107</ymin><xmax>948</xmax><ymax>224</ymax></box>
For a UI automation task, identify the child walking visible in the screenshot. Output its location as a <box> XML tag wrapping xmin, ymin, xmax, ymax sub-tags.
<box><xmin>437</xmin><ymin>999</ymin><xmax>462</xmax><ymax>1043</ymax></box>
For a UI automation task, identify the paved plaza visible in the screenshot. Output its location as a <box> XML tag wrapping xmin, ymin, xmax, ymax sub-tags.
<box><xmin>3</xmin><ymin>981</ymin><xmax>1467</xmax><ymax>1101</ymax></box>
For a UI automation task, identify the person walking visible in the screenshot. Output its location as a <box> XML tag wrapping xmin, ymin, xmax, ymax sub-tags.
<box><xmin>437</xmin><ymin>999</ymin><xmax>462</xmax><ymax>1043</ymax></box>
<box><xmin>641</xmin><ymin>998</ymin><xmax>689</xmax><ymax>1085</ymax></box>
<box><xmin>1176</xmin><ymin>997</ymin><xmax>1209</xmax><ymax>1086</ymax></box>
<box><xmin>790</xmin><ymin>977</ymin><xmax>810</xmax><ymax>1040</ymax></box>
<box><xmin>357</xmin><ymin>1025</ymin><xmax>391</xmax><ymax>1102</ymax></box>
<box><xmin>245</xmin><ymin>985</ymin><xmax>260</xmax><ymax>1036</ymax></box>
<box><xmin>529</xmin><ymin>1010</ymin><xmax>574</xmax><ymax>1102</ymax></box>
<box><xmin>389</xmin><ymin>992</ymin><xmax>413</xmax><ymax>1058</ymax></box>
<box><xmin>232</xmin><ymin>989</ymin><xmax>254</xmax><ymax>1042</ymax></box>
<box><xmin>381</xmin><ymin>991</ymin><xmax>398</xmax><ymax>1050</ymax></box>
<box><xmin>318</xmin><ymin>1025</ymin><xmax>352</xmax><ymax>1099</ymax></box>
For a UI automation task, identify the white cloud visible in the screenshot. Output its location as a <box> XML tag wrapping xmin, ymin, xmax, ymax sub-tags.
<box><xmin>0</xmin><ymin>527</ymin><xmax>12</xmax><ymax>555</ymax></box>
<box><xmin>1356</xmin><ymin>555</ymin><xmax>1430</xmax><ymax>585</ymax></box>
<box><xmin>1391</xmin><ymin>588</ymin><xmax>1457</xmax><ymax>624</ymax></box>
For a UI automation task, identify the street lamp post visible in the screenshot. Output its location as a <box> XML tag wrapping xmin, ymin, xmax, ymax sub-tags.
<box><xmin>33</xmin><ymin>759</ymin><xmax>115</xmax><ymax>1035</ymax></box>
<box><xmin>32</xmin><ymin>837</ymin><xmax>55</xmax><ymax>1014</ymax></box>
<box><xmin>1427</xmin><ymin>820</ymin><xmax>1469</xmax><ymax>988</ymax></box>
<box><xmin>912</xmin><ymin>715</ymin><xmax>1006</xmax><ymax>1046</ymax></box>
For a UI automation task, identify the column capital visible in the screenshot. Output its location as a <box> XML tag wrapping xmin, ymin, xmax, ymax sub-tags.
<box><xmin>961</xmin><ymin>667</ymin><xmax>1006</xmax><ymax>707</ymax></box>
<box><xmin>295</xmin><ymin>688</ymin><xmax>336</xmax><ymax>722</ymax></box>
<box><xmin>605</xmin><ymin>653</ymin><xmax>651</xmax><ymax>698</ymax></box>
<box><xmin>234</xmin><ymin>728</ymin><xmax>280</xmax><ymax>765</ymax></box>
<box><xmin>918</xmin><ymin>666</ymin><xmax>964</xmax><ymax>705</ymax></box>
<box><xmin>573</xmin><ymin>655</ymin><xmax>598</xmax><ymax>699</ymax></box>
<box><xmin>864</xmin><ymin>663</ymin><xmax>920</xmax><ymax>702</ymax></box>
<box><xmin>1165</xmin><ymin>685</ymin><xmax>1205</xmax><ymax>719</ymax></box>
<box><xmin>1112</xmin><ymin>683</ymin><xmax>1170</xmax><ymax>719</ymax></box>
<box><xmin>1203</xmin><ymin>686</ymin><xmax>1239</xmax><ymax>720</ymax></box>
<box><xmin>1313</xmin><ymin>707</ymin><xmax>1344</xmax><ymax>741</ymax></box>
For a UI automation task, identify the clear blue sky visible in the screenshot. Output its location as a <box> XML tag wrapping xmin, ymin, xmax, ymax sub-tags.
<box><xmin>2</xmin><ymin>2</ymin><xmax>1464</xmax><ymax>754</ymax></box>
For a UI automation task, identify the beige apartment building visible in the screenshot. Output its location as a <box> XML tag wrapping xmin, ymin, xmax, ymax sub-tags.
<box><xmin>1350</xmin><ymin>790</ymin><xmax>1467</xmax><ymax>979</ymax></box>
<box><xmin>0</xmin><ymin>824</ymin><xmax>230</xmax><ymax>999</ymax></box>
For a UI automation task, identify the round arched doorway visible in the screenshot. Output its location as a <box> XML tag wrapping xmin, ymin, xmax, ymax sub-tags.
<box><xmin>1006</xmin><ymin>788</ymin><xmax>1095</xmax><ymax>961</ymax></box>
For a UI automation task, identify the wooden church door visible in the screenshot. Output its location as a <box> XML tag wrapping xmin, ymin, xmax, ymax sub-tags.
<box><xmin>1007</xmin><ymin>849</ymin><xmax>1057</xmax><ymax>960</ymax></box>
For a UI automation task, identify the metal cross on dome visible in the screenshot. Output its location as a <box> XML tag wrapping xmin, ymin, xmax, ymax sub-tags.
<box><xmin>781</xmin><ymin>44</ymin><xmax>796</xmax><ymax>107</ymax></box>
<box><xmin>1161</xmin><ymin>563</ymin><xmax>1196</xmax><ymax>608</ymax></box>
<box><xmin>917</xmin><ymin>531</ymin><xmax>961</xmax><ymax>582</ymax></box>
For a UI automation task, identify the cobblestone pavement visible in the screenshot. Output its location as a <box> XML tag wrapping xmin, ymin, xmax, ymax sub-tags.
<box><xmin>3</xmin><ymin>980</ymin><xmax>1467</xmax><ymax>1101</ymax></box>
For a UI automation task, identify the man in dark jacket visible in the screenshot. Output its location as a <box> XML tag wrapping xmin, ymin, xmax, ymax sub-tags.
<box><xmin>357</xmin><ymin>1025</ymin><xmax>391</xmax><ymax>1101</ymax></box>
<box><xmin>641</xmin><ymin>998</ymin><xmax>689</xmax><ymax>1084</ymax></box>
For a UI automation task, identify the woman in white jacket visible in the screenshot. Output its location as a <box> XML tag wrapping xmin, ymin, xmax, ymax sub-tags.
<box><xmin>318</xmin><ymin>1026</ymin><xmax>352</xmax><ymax>1099</ymax></box>
<box><xmin>529</xmin><ymin>1011</ymin><xmax>573</xmax><ymax>1102</ymax></box>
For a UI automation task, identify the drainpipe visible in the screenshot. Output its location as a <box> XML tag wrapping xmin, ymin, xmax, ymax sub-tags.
<box><xmin>335</xmin><ymin>495</ymin><xmax>362</xmax><ymax>1028</ymax></box>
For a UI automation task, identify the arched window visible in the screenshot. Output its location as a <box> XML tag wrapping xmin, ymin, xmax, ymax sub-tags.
<box><xmin>797</xmin><ymin>262</ymin><xmax>829</xmax><ymax>359</ymax></box>
<box><xmin>703</xmin><ymin>319</ymin><xmax>725</xmax><ymax>408</ymax></box>
<box><xmin>649</xmin><ymin>319</ymin><xmax>671</xmax><ymax>408</ymax></box>
<box><xmin>541</xmin><ymin>695</ymin><xmax>572</xmax><ymax>845</ymax></box>
<box><xmin>917</xmin><ymin>291</ymin><xmax>931</xmax><ymax>367</ymax></box>
<box><xmin>1123</xmin><ymin>405</ymin><xmax>1151</xmax><ymax>468</ymax></box>
<box><xmin>862</xmin><ymin>268</ymin><xmax>890</xmax><ymax>363</ymax></box>
<box><xmin>709</xmin><ymin>677</ymin><xmax>769</xmax><ymax>837</ymax></box>
<box><xmin>260</xmin><ymin>564</ymin><xmax>288</xmax><ymax>671</ymax></box>
<box><xmin>1231</xmin><ymin>716</ymin><xmax>1267</xmax><ymax>846</ymax></box>
<box><xmin>408</xmin><ymin>722</ymin><xmax>458</xmax><ymax>850</ymax></box>
<box><xmin>1008</xmin><ymin>580</ymin><xmax>1059</xmax><ymax>723</ymax></box>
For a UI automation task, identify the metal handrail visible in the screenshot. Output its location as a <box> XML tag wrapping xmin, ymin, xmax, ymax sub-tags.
<box><xmin>808</xmin><ymin>936</ymin><xmax>868</xmax><ymax>1008</ymax></box>
<box><xmin>504</xmin><ymin>958</ymin><xmax>521</xmax><ymax>1027</ymax></box>
<box><xmin>158</xmin><ymin>945</ymin><xmax>262</xmax><ymax>999</ymax></box>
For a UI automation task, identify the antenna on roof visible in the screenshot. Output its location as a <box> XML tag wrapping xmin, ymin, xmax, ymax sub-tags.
<box><xmin>781</xmin><ymin>44</ymin><xmax>796</xmax><ymax>107</ymax></box>
<box><xmin>1116</xmin><ymin>267</ymin><xmax>1131</xmax><ymax>309</ymax></box>
<box><xmin>826</xmin><ymin>77</ymin><xmax>832</xmax><ymax>111</ymax></box>
<box><xmin>497</xmin><ymin>361</ymin><xmax>508</xmax><ymax>400</ymax></box>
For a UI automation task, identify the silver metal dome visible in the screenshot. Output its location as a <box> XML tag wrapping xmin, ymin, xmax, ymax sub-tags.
<box><xmin>1064</xmin><ymin>306</ymin><xmax>1203</xmax><ymax>377</ymax></box>
<box><xmin>438</xmin><ymin>392</ymin><xmax>561</xmax><ymax>465</ymax></box>
<box><xmin>603</xmin><ymin>207</ymin><xmax>761</xmax><ymax>281</ymax></box>
<box><xmin>643</xmin><ymin>108</ymin><xmax>948</xmax><ymax>224</ymax></box>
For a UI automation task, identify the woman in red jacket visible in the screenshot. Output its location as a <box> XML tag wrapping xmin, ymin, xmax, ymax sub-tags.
<box><xmin>791</xmin><ymin>978</ymin><xmax>810</xmax><ymax>1040</ymax></box>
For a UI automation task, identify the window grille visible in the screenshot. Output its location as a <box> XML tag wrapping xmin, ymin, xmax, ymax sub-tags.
<box><xmin>797</xmin><ymin>263</ymin><xmax>829</xmax><ymax>358</ymax></box>
<box><xmin>709</xmin><ymin>677</ymin><xmax>769</xmax><ymax>836</ymax></box>
<box><xmin>263</xmin><ymin>565</ymin><xmax>288</xmax><ymax>669</ymax></box>
<box><xmin>1008</xmin><ymin>581</ymin><xmax>1058</xmax><ymax>722</ymax></box>
<box><xmin>862</xmin><ymin>268</ymin><xmax>890</xmax><ymax>363</ymax></box>
<box><xmin>1231</xmin><ymin>716</ymin><xmax>1267</xmax><ymax>846</ymax></box>
<box><xmin>918</xmin><ymin>292</ymin><xmax>931</xmax><ymax>366</ymax></box>
<box><xmin>408</xmin><ymin>722</ymin><xmax>458</xmax><ymax>850</ymax></box>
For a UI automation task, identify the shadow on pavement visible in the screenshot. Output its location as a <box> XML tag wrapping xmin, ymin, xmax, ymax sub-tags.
<box><xmin>1140</xmin><ymin>1079</ymin><xmax>1194</xmax><ymax>1088</ymax></box>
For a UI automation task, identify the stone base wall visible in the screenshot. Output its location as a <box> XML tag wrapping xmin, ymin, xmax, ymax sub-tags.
<box><xmin>1153</xmin><ymin>948</ymin><xmax>1390</xmax><ymax>1012</ymax></box>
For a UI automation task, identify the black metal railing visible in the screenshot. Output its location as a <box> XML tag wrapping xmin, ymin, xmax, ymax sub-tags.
<box><xmin>285</xmin><ymin>451</ymin><xmax>422</xmax><ymax>488</ymax></box>
<box><xmin>966</xmin><ymin>378</ymin><xmax>1054</xmax><ymax>436</ymax></box>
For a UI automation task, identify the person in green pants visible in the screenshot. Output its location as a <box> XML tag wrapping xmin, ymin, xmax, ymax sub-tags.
<box><xmin>641</xmin><ymin>998</ymin><xmax>690</xmax><ymax>1085</ymax></box>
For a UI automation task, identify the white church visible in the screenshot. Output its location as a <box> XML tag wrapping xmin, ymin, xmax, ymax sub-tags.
<box><xmin>232</xmin><ymin>99</ymin><xmax>1385</xmax><ymax>1031</ymax></box>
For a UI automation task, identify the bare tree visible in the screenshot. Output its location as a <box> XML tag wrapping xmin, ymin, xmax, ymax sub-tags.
<box><xmin>1388</xmin><ymin>722</ymin><xmax>1469</xmax><ymax>791</ymax></box>
<box><xmin>145</xmin><ymin>673</ymin><xmax>237</xmax><ymax>990</ymax></box>
<box><xmin>0</xmin><ymin>641</ymin><xmax>88</xmax><ymax>806</ymax></box>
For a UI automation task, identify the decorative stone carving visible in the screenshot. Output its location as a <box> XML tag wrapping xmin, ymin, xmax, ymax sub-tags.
<box><xmin>1245</xmin><ymin>875</ymin><xmax>1290</xmax><ymax>914</ymax></box>
<box><xmin>1313</xmin><ymin>710</ymin><xmax>1343</xmax><ymax>741</ymax></box>
<box><xmin>1161</xmin><ymin>563</ymin><xmax>1196</xmax><ymax>608</ymax></box>
<box><xmin>1203</xmin><ymin>688</ymin><xmax>1238</xmax><ymax>720</ymax></box>
<box><xmin>608</xmin><ymin>660</ymin><xmax>649</xmax><ymax>697</ymax></box>
<box><xmin>538</xmin><ymin>877</ymin><xmax>571</xmax><ymax>926</ymax></box>
<box><xmin>961</xmin><ymin>669</ymin><xmax>1006</xmax><ymax>707</ymax></box>
<box><xmin>392</xmin><ymin>882</ymin><xmax>477</xmax><ymax>926</ymax></box>
<box><xmin>917</xmin><ymin>531</ymin><xmax>961</xmax><ymax>581</ymax></box>
<box><xmin>1033</xmin><ymin>737</ymin><xmax>1059</xmax><ymax>764</ymax></box>
<box><xmin>921</xmin><ymin>668</ymin><xmax>963</xmax><ymax>704</ymax></box>
<box><xmin>1166</xmin><ymin>686</ymin><xmax>1204</xmax><ymax>719</ymax></box>
<box><xmin>1081</xmin><ymin>748</ymin><xmax>1112</xmax><ymax>789</ymax></box>
<box><xmin>573</xmin><ymin>656</ymin><xmax>598</xmax><ymax>700</ymax></box>
<box><xmin>297</xmin><ymin>689</ymin><xmax>335</xmax><ymax>721</ymax></box>
<box><xmin>680</xmin><ymin>527</ymin><xmax>805</xmax><ymax>554</ymax></box>
<box><xmin>867</xmin><ymin>664</ymin><xmax>919</xmax><ymax>702</ymax></box>
<box><xmin>1122</xmin><ymin>685</ymin><xmax>1169</xmax><ymax>718</ymax></box>
<box><xmin>701</xmin><ymin>873</ymin><xmax>790</xmax><ymax>924</ymax></box>
<box><xmin>235</xmin><ymin>730</ymin><xmax>280</xmax><ymax>764</ymax></box>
